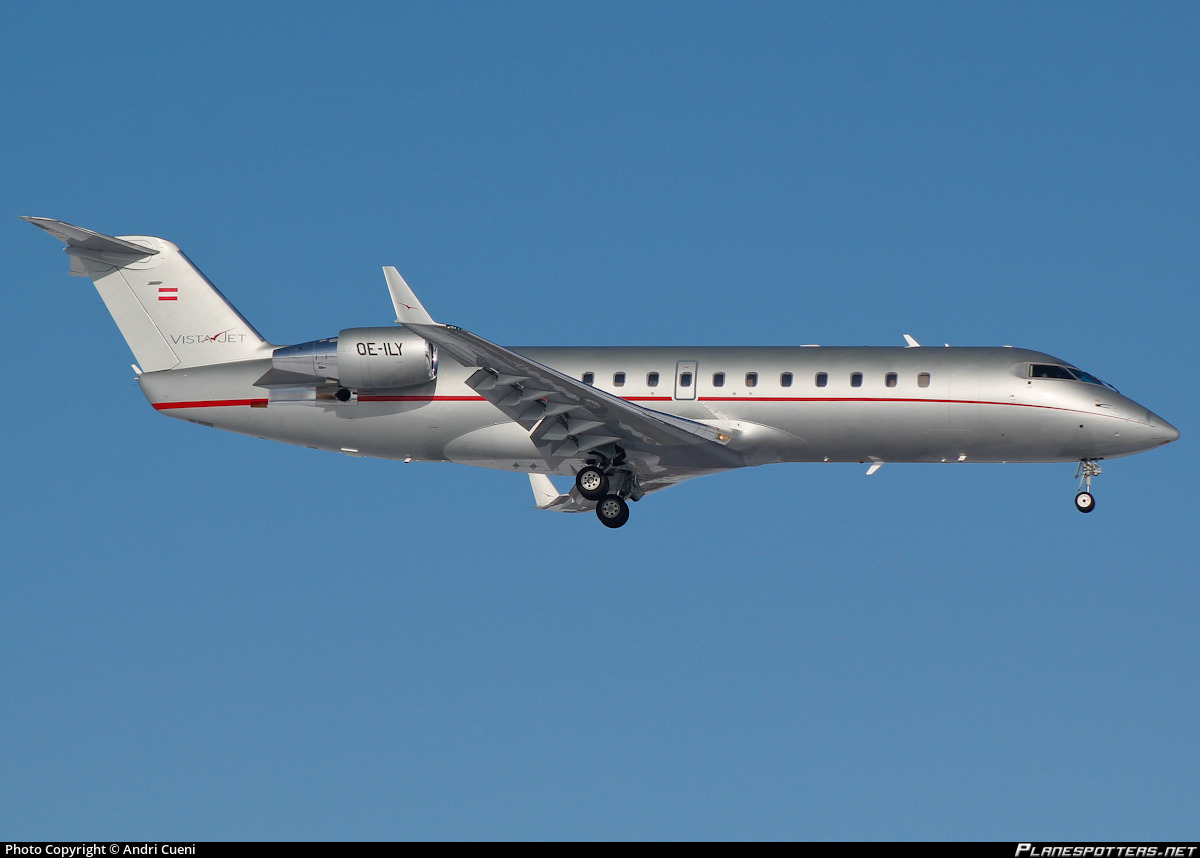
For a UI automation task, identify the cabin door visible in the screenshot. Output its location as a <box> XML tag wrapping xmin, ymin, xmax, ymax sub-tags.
<box><xmin>674</xmin><ymin>360</ymin><xmax>698</xmax><ymax>401</ymax></box>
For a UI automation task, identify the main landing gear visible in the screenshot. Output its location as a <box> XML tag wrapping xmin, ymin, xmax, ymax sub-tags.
<box><xmin>595</xmin><ymin>494</ymin><xmax>630</xmax><ymax>528</ymax></box>
<box><xmin>577</xmin><ymin>454</ymin><xmax>639</xmax><ymax>529</ymax></box>
<box><xmin>575</xmin><ymin>465</ymin><xmax>609</xmax><ymax>501</ymax></box>
<box><xmin>1074</xmin><ymin>459</ymin><xmax>1102</xmax><ymax>513</ymax></box>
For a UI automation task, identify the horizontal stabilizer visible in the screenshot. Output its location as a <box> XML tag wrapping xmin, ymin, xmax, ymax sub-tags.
<box><xmin>21</xmin><ymin>216</ymin><xmax>159</xmax><ymax>257</ymax></box>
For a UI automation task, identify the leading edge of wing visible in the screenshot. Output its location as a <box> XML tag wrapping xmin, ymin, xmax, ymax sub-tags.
<box><xmin>384</xmin><ymin>267</ymin><xmax>742</xmax><ymax>471</ymax></box>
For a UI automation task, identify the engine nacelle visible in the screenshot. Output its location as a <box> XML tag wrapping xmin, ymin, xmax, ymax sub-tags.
<box><xmin>336</xmin><ymin>327</ymin><xmax>437</xmax><ymax>390</ymax></box>
<box><xmin>269</xmin><ymin>327</ymin><xmax>437</xmax><ymax>392</ymax></box>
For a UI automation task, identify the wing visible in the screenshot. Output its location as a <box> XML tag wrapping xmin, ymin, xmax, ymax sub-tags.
<box><xmin>384</xmin><ymin>267</ymin><xmax>745</xmax><ymax>503</ymax></box>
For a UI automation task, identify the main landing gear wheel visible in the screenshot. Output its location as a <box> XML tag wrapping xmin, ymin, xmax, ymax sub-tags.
<box><xmin>595</xmin><ymin>494</ymin><xmax>630</xmax><ymax>529</ymax></box>
<box><xmin>576</xmin><ymin>466</ymin><xmax>609</xmax><ymax>501</ymax></box>
<box><xmin>1075</xmin><ymin>491</ymin><xmax>1096</xmax><ymax>513</ymax></box>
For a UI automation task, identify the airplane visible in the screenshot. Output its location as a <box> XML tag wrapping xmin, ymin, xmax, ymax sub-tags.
<box><xmin>24</xmin><ymin>216</ymin><xmax>1179</xmax><ymax>529</ymax></box>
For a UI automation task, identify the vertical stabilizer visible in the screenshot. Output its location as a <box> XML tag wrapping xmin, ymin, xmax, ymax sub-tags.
<box><xmin>24</xmin><ymin>217</ymin><xmax>271</xmax><ymax>372</ymax></box>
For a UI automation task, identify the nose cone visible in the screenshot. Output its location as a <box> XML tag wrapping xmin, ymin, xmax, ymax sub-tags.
<box><xmin>1147</xmin><ymin>411</ymin><xmax>1180</xmax><ymax>446</ymax></box>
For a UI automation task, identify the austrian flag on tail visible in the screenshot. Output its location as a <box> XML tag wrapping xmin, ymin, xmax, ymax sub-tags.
<box><xmin>158</xmin><ymin>286</ymin><xmax>178</xmax><ymax>301</ymax></box>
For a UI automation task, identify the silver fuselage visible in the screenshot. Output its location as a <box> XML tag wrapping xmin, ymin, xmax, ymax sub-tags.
<box><xmin>139</xmin><ymin>344</ymin><xmax>1178</xmax><ymax>475</ymax></box>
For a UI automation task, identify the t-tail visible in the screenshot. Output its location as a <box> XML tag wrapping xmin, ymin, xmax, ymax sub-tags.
<box><xmin>23</xmin><ymin>217</ymin><xmax>271</xmax><ymax>371</ymax></box>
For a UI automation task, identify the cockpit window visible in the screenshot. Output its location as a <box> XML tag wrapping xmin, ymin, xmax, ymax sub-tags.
<box><xmin>1029</xmin><ymin>364</ymin><xmax>1118</xmax><ymax>391</ymax></box>
<box><xmin>1070</xmin><ymin>368</ymin><xmax>1108</xmax><ymax>387</ymax></box>
<box><xmin>1029</xmin><ymin>364</ymin><xmax>1077</xmax><ymax>380</ymax></box>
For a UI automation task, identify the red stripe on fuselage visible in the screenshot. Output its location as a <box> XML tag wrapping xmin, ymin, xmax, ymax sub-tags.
<box><xmin>701</xmin><ymin>396</ymin><xmax>1050</xmax><ymax>406</ymax></box>
<box><xmin>147</xmin><ymin>393</ymin><xmax>1107</xmax><ymax>421</ymax></box>
<box><xmin>153</xmin><ymin>399</ymin><xmax>268</xmax><ymax>410</ymax></box>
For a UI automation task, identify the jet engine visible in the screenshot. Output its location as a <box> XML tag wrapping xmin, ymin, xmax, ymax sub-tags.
<box><xmin>267</xmin><ymin>327</ymin><xmax>437</xmax><ymax>398</ymax></box>
<box><xmin>335</xmin><ymin>327</ymin><xmax>438</xmax><ymax>389</ymax></box>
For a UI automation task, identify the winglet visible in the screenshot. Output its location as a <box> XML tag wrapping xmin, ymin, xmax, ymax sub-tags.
<box><xmin>903</xmin><ymin>334</ymin><xmax>920</xmax><ymax>348</ymax></box>
<box><xmin>529</xmin><ymin>473</ymin><xmax>566</xmax><ymax>509</ymax></box>
<box><xmin>383</xmin><ymin>266</ymin><xmax>435</xmax><ymax>326</ymax></box>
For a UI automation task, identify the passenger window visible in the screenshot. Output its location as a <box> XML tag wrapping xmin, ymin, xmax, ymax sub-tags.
<box><xmin>713</xmin><ymin>372</ymin><xmax>725</xmax><ymax>388</ymax></box>
<box><xmin>582</xmin><ymin>372</ymin><xmax>594</xmax><ymax>385</ymax></box>
<box><xmin>917</xmin><ymin>372</ymin><xmax>930</xmax><ymax>388</ymax></box>
<box><xmin>851</xmin><ymin>372</ymin><xmax>863</xmax><ymax>388</ymax></box>
<box><xmin>745</xmin><ymin>372</ymin><xmax>758</xmax><ymax>388</ymax></box>
<box><xmin>647</xmin><ymin>372</ymin><xmax>660</xmax><ymax>387</ymax></box>
<box><xmin>680</xmin><ymin>372</ymin><xmax>693</xmax><ymax>387</ymax></box>
<box><xmin>885</xmin><ymin>372</ymin><xmax>898</xmax><ymax>388</ymax></box>
<box><xmin>815</xmin><ymin>372</ymin><xmax>828</xmax><ymax>388</ymax></box>
<box><xmin>613</xmin><ymin>372</ymin><xmax>626</xmax><ymax>387</ymax></box>
<box><xmin>780</xmin><ymin>372</ymin><xmax>793</xmax><ymax>387</ymax></box>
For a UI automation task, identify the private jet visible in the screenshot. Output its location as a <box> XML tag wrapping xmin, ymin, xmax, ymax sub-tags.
<box><xmin>25</xmin><ymin>217</ymin><xmax>1179</xmax><ymax>528</ymax></box>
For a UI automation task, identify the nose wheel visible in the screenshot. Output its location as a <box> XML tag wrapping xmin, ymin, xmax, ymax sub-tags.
<box><xmin>1074</xmin><ymin>460</ymin><xmax>1102</xmax><ymax>514</ymax></box>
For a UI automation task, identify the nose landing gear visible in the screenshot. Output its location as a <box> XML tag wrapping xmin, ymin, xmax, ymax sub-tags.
<box><xmin>1074</xmin><ymin>459</ymin><xmax>1102</xmax><ymax>513</ymax></box>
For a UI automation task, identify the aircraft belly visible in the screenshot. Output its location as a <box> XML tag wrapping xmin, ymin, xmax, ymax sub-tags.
<box><xmin>727</xmin><ymin>400</ymin><xmax>958</xmax><ymax>463</ymax></box>
<box><xmin>442</xmin><ymin>421</ymin><xmax>543</xmax><ymax>467</ymax></box>
<box><xmin>713</xmin><ymin>399</ymin><xmax>1065</xmax><ymax>464</ymax></box>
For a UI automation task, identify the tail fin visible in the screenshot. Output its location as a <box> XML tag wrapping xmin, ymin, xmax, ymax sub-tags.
<box><xmin>24</xmin><ymin>217</ymin><xmax>271</xmax><ymax>372</ymax></box>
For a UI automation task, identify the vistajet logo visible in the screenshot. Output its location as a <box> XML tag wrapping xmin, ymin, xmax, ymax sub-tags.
<box><xmin>170</xmin><ymin>329</ymin><xmax>249</xmax><ymax>345</ymax></box>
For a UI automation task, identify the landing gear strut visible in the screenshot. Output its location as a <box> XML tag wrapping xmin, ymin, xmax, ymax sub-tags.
<box><xmin>1074</xmin><ymin>459</ymin><xmax>1102</xmax><ymax>513</ymax></box>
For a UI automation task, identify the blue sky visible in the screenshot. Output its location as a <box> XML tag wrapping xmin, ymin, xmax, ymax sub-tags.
<box><xmin>2</xmin><ymin>1</ymin><xmax>1196</xmax><ymax>841</ymax></box>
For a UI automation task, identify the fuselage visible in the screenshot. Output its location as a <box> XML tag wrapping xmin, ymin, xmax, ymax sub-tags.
<box><xmin>139</xmin><ymin>344</ymin><xmax>1178</xmax><ymax>474</ymax></box>
<box><xmin>26</xmin><ymin>216</ymin><xmax>1179</xmax><ymax>526</ymax></box>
